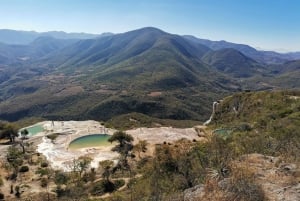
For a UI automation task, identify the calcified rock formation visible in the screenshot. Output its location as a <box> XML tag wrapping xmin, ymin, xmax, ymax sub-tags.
<box><xmin>203</xmin><ymin>101</ymin><xmax>219</xmax><ymax>125</ymax></box>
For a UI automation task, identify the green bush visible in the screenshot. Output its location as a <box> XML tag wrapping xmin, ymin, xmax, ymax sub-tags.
<box><xmin>114</xmin><ymin>179</ymin><xmax>125</xmax><ymax>189</ymax></box>
<box><xmin>90</xmin><ymin>180</ymin><xmax>116</xmax><ymax>196</ymax></box>
<box><xmin>35</xmin><ymin>168</ymin><xmax>50</xmax><ymax>176</ymax></box>
<box><xmin>55</xmin><ymin>185</ymin><xmax>69</xmax><ymax>198</ymax></box>
<box><xmin>40</xmin><ymin>162</ymin><xmax>48</xmax><ymax>168</ymax></box>
<box><xmin>40</xmin><ymin>178</ymin><xmax>48</xmax><ymax>188</ymax></box>
<box><xmin>54</xmin><ymin>172</ymin><xmax>69</xmax><ymax>185</ymax></box>
<box><xmin>19</xmin><ymin>166</ymin><xmax>29</xmax><ymax>172</ymax></box>
<box><xmin>15</xmin><ymin>185</ymin><xmax>20</xmax><ymax>198</ymax></box>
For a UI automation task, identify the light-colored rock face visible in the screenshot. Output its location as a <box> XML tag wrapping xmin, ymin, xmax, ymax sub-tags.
<box><xmin>184</xmin><ymin>184</ymin><xmax>205</xmax><ymax>201</ymax></box>
<box><xmin>36</xmin><ymin>135</ymin><xmax>119</xmax><ymax>171</ymax></box>
<box><xmin>26</xmin><ymin>120</ymin><xmax>118</xmax><ymax>171</ymax></box>
<box><xmin>26</xmin><ymin>121</ymin><xmax>204</xmax><ymax>171</ymax></box>
<box><xmin>126</xmin><ymin>127</ymin><xmax>201</xmax><ymax>145</ymax></box>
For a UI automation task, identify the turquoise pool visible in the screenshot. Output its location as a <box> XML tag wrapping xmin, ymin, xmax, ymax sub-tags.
<box><xmin>213</xmin><ymin>128</ymin><xmax>232</xmax><ymax>138</ymax></box>
<box><xmin>68</xmin><ymin>134</ymin><xmax>112</xmax><ymax>150</ymax></box>
<box><xmin>20</xmin><ymin>124</ymin><xmax>44</xmax><ymax>136</ymax></box>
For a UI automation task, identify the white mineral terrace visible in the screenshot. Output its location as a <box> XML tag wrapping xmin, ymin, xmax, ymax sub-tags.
<box><xmin>25</xmin><ymin>120</ymin><xmax>202</xmax><ymax>171</ymax></box>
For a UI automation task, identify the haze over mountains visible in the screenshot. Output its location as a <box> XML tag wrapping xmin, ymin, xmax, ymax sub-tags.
<box><xmin>0</xmin><ymin>27</ymin><xmax>299</xmax><ymax>122</ymax></box>
<box><xmin>0</xmin><ymin>29</ymin><xmax>111</xmax><ymax>44</ymax></box>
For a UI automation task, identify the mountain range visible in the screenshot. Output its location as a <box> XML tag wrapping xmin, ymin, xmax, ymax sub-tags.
<box><xmin>0</xmin><ymin>27</ymin><xmax>299</xmax><ymax>123</ymax></box>
<box><xmin>183</xmin><ymin>35</ymin><xmax>300</xmax><ymax>64</ymax></box>
<box><xmin>0</xmin><ymin>29</ymin><xmax>112</xmax><ymax>45</ymax></box>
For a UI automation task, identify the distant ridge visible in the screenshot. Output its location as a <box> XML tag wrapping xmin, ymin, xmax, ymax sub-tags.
<box><xmin>0</xmin><ymin>29</ymin><xmax>112</xmax><ymax>45</ymax></box>
<box><xmin>184</xmin><ymin>35</ymin><xmax>300</xmax><ymax>64</ymax></box>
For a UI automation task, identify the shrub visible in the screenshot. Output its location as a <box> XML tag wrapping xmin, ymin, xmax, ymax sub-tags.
<box><xmin>15</xmin><ymin>185</ymin><xmax>20</xmax><ymax>198</ymax></box>
<box><xmin>35</xmin><ymin>168</ymin><xmax>50</xmax><ymax>176</ymax></box>
<box><xmin>90</xmin><ymin>180</ymin><xmax>116</xmax><ymax>196</ymax></box>
<box><xmin>54</xmin><ymin>171</ymin><xmax>69</xmax><ymax>185</ymax></box>
<box><xmin>40</xmin><ymin>162</ymin><xmax>48</xmax><ymax>168</ymax></box>
<box><xmin>82</xmin><ymin>171</ymin><xmax>96</xmax><ymax>183</ymax></box>
<box><xmin>8</xmin><ymin>173</ymin><xmax>17</xmax><ymax>180</ymax></box>
<box><xmin>19</xmin><ymin>166</ymin><xmax>29</xmax><ymax>173</ymax></box>
<box><xmin>0</xmin><ymin>192</ymin><xmax>4</xmax><ymax>200</ymax></box>
<box><xmin>114</xmin><ymin>179</ymin><xmax>125</xmax><ymax>189</ymax></box>
<box><xmin>40</xmin><ymin>178</ymin><xmax>48</xmax><ymax>188</ymax></box>
<box><xmin>55</xmin><ymin>185</ymin><xmax>69</xmax><ymax>198</ymax></box>
<box><xmin>225</xmin><ymin>166</ymin><xmax>266</xmax><ymax>201</ymax></box>
<box><xmin>237</xmin><ymin>123</ymin><xmax>252</xmax><ymax>131</ymax></box>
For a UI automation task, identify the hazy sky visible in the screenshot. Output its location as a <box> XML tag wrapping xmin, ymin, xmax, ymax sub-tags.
<box><xmin>1</xmin><ymin>0</ymin><xmax>299</xmax><ymax>52</ymax></box>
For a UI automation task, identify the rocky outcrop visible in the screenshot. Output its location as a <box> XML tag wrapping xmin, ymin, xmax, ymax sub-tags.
<box><xmin>183</xmin><ymin>184</ymin><xmax>205</xmax><ymax>201</ymax></box>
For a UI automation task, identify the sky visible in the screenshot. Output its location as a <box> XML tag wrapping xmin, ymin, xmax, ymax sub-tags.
<box><xmin>0</xmin><ymin>0</ymin><xmax>300</xmax><ymax>52</ymax></box>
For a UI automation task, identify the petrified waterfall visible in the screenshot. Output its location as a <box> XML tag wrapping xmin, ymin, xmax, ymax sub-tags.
<box><xmin>203</xmin><ymin>101</ymin><xmax>219</xmax><ymax>126</ymax></box>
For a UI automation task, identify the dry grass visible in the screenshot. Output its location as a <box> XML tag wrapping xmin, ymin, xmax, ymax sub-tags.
<box><xmin>200</xmin><ymin>158</ymin><xmax>268</xmax><ymax>201</ymax></box>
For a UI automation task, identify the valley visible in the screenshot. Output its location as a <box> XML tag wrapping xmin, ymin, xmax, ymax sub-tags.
<box><xmin>0</xmin><ymin>27</ymin><xmax>299</xmax><ymax>201</ymax></box>
<box><xmin>0</xmin><ymin>27</ymin><xmax>299</xmax><ymax>124</ymax></box>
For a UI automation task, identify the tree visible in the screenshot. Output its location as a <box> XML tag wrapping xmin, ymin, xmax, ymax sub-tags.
<box><xmin>78</xmin><ymin>156</ymin><xmax>92</xmax><ymax>178</ymax></box>
<box><xmin>19</xmin><ymin>129</ymin><xmax>29</xmax><ymax>154</ymax></box>
<box><xmin>0</xmin><ymin>124</ymin><xmax>18</xmax><ymax>144</ymax></box>
<box><xmin>54</xmin><ymin>170</ymin><xmax>69</xmax><ymax>185</ymax></box>
<box><xmin>133</xmin><ymin>140</ymin><xmax>148</xmax><ymax>159</ymax></box>
<box><xmin>108</xmin><ymin>131</ymin><xmax>134</xmax><ymax>149</ymax></box>
<box><xmin>20</xmin><ymin>129</ymin><xmax>29</xmax><ymax>139</ymax></box>
<box><xmin>99</xmin><ymin>160</ymin><xmax>114</xmax><ymax>183</ymax></box>
<box><xmin>109</xmin><ymin>131</ymin><xmax>134</xmax><ymax>174</ymax></box>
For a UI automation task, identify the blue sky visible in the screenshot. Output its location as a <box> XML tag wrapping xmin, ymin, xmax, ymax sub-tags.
<box><xmin>0</xmin><ymin>0</ymin><xmax>299</xmax><ymax>52</ymax></box>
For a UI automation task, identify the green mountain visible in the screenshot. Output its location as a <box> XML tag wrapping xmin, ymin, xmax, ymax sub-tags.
<box><xmin>0</xmin><ymin>27</ymin><xmax>239</xmax><ymax>122</ymax></box>
<box><xmin>202</xmin><ymin>48</ymin><xmax>265</xmax><ymax>77</ymax></box>
<box><xmin>0</xmin><ymin>27</ymin><xmax>299</xmax><ymax>123</ymax></box>
<box><xmin>267</xmin><ymin>60</ymin><xmax>300</xmax><ymax>88</ymax></box>
<box><xmin>0</xmin><ymin>36</ymin><xmax>77</xmax><ymax>65</ymax></box>
<box><xmin>40</xmin><ymin>27</ymin><xmax>210</xmax><ymax>70</ymax></box>
<box><xmin>184</xmin><ymin>35</ymin><xmax>300</xmax><ymax>64</ymax></box>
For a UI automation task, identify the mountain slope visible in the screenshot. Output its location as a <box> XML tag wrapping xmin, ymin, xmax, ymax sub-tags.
<box><xmin>41</xmin><ymin>27</ymin><xmax>211</xmax><ymax>70</ymax></box>
<box><xmin>0</xmin><ymin>27</ymin><xmax>239</xmax><ymax>122</ymax></box>
<box><xmin>0</xmin><ymin>36</ymin><xmax>78</xmax><ymax>65</ymax></box>
<box><xmin>184</xmin><ymin>35</ymin><xmax>300</xmax><ymax>64</ymax></box>
<box><xmin>202</xmin><ymin>48</ymin><xmax>265</xmax><ymax>77</ymax></box>
<box><xmin>35</xmin><ymin>27</ymin><xmax>218</xmax><ymax>90</ymax></box>
<box><xmin>0</xmin><ymin>27</ymin><xmax>299</xmax><ymax>123</ymax></box>
<box><xmin>266</xmin><ymin>60</ymin><xmax>300</xmax><ymax>88</ymax></box>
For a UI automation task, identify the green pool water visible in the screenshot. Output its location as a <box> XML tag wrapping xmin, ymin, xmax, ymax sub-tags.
<box><xmin>69</xmin><ymin>134</ymin><xmax>112</xmax><ymax>149</ymax></box>
<box><xmin>21</xmin><ymin>124</ymin><xmax>44</xmax><ymax>136</ymax></box>
<box><xmin>213</xmin><ymin>129</ymin><xmax>232</xmax><ymax>137</ymax></box>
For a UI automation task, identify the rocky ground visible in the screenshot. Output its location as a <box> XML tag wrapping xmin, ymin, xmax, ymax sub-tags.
<box><xmin>184</xmin><ymin>153</ymin><xmax>300</xmax><ymax>201</ymax></box>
